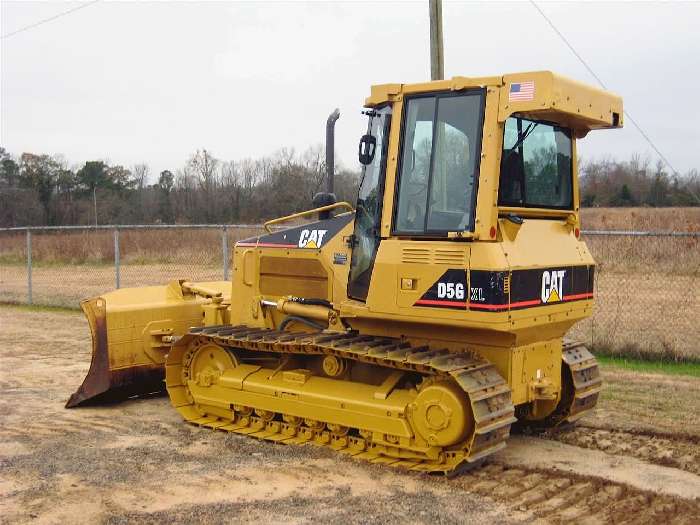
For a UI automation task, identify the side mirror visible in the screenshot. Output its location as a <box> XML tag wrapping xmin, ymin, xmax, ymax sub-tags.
<box><xmin>358</xmin><ymin>134</ymin><xmax>377</xmax><ymax>165</ymax></box>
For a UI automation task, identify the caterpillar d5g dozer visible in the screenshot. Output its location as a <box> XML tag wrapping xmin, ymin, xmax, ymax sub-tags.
<box><xmin>68</xmin><ymin>71</ymin><xmax>622</xmax><ymax>474</ymax></box>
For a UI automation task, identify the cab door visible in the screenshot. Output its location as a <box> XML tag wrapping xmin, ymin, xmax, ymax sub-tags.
<box><xmin>348</xmin><ymin>107</ymin><xmax>391</xmax><ymax>301</ymax></box>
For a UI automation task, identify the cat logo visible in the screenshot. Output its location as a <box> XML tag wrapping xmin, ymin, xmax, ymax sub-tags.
<box><xmin>298</xmin><ymin>229</ymin><xmax>328</xmax><ymax>249</ymax></box>
<box><xmin>541</xmin><ymin>270</ymin><xmax>566</xmax><ymax>303</ymax></box>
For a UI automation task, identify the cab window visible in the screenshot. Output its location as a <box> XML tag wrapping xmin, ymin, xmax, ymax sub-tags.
<box><xmin>498</xmin><ymin>117</ymin><xmax>573</xmax><ymax>209</ymax></box>
<box><xmin>394</xmin><ymin>91</ymin><xmax>484</xmax><ymax>234</ymax></box>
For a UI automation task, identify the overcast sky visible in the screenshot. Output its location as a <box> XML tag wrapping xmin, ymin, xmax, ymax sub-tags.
<box><xmin>2</xmin><ymin>1</ymin><xmax>699</xmax><ymax>182</ymax></box>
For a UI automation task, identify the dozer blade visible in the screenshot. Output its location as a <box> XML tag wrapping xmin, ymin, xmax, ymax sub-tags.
<box><xmin>66</xmin><ymin>280</ymin><xmax>230</xmax><ymax>408</ymax></box>
<box><xmin>65</xmin><ymin>297</ymin><xmax>164</xmax><ymax>407</ymax></box>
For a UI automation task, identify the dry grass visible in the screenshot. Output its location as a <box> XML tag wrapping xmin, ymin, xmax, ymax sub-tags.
<box><xmin>582</xmin><ymin>234</ymin><xmax>699</xmax><ymax>275</ymax></box>
<box><xmin>0</xmin><ymin>263</ymin><xmax>226</xmax><ymax>306</ymax></box>
<box><xmin>0</xmin><ymin>226</ymin><xmax>264</xmax><ymax>266</ymax></box>
<box><xmin>1</xmin><ymin>208</ymin><xmax>697</xmax><ymax>266</ymax></box>
<box><xmin>580</xmin><ymin>207</ymin><xmax>700</xmax><ymax>232</ymax></box>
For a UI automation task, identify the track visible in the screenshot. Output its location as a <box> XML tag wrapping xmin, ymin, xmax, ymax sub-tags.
<box><xmin>537</xmin><ymin>341</ymin><xmax>602</xmax><ymax>427</ymax></box>
<box><xmin>541</xmin><ymin>424</ymin><xmax>700</xmax><ymax>476</ymax></box>
<box><xmin>461</xmin><ymin>461</ymin><xmax>700</xmax><ymax>524</ymax></box>
<box><xmin>165</xmin><ymin>325</ymin><xmax>518</xmax><ymax>474</ymax></box>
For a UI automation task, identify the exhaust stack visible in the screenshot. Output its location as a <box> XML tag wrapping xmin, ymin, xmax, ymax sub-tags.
<box><xmin>314</xmin><ymin>108</ymin><xmax>341</xmax><ymax>219</ymax></box>
<box><xmin>326</xmin><ymin>108</ymin><xmax>340</xmax><ymax>193</ymax></box>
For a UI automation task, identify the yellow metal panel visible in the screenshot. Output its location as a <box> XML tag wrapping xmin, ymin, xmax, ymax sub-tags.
<box><xmin>380</xmin><ymin>97</ymin><xmax>404</xmax><ymax>238</ymax></box>
<box><xmin>499</xmin><ymin>71</ymin><xmax>623</xmax><ymax>135</ymax></box>
<box><xmin>366</xmin><ymin>76</ymin><xmax>503</xmax><ymax>106</ymax></box>
<box><xmin>365</xmin><ymin>83</ymin><xmax>402</xmax><ymax>107</ymax></box>
<box><xmin>498</xmin><ymin>220</ymin><xmax>591</xmax><ymax>269</ymax></box>
<box><xmin>472</xmin><ymin>86</ymin><xmax>503</xmax><ymax>242</ymax></box>
<box><xmin>259</xmin><ymin>256</ymin><xmax>328</xmax><ymax>298</ymax></box>
<box><xmin>188</xmin><ymin>378</ymin><xmax>415</xmax><ymax>438</ymax></box>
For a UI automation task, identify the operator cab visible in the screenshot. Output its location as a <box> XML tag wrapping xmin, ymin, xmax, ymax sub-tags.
<box><xmin>348</xmin><ymin>72</ymin><xmax>622</xmax><ymax>304</ymax></box>
<box><xmin>349</xmin><ymin>89</ymin><xmax>486</xmax><ymax>300</ymax></box>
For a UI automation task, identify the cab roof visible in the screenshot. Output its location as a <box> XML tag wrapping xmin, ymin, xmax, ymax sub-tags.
<box><xmin>365</xmin><ymin>71</ymin><xmax>623</xmax><ymax>137</ymax></box>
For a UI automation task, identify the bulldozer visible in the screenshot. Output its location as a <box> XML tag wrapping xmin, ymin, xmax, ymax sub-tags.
<box><xmin>68</xmin><ymin>71</ymin><xmax>621</xmax><ymax>474</ymax></box>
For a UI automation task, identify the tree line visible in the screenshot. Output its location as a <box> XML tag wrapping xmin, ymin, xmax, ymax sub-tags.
<box><xmin>580</xmin><ymin>156</ymin><xmax>699</xmax><ymax>207</ymax></box>
<box><xmin>0</xmin><ymin>146</ymin><xmax>360</xmax><ymax>227</ymax></box>
<box><xmin>0</xmin><ymin>147</ymin><xmax>698</xmax><ymax>228</ymax></box>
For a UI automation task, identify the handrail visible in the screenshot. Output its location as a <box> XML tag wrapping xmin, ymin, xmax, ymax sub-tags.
<box><xmin>263</xmin><ymin>202</ymin><xmax>354</xmax><ymax>233</ymax></box>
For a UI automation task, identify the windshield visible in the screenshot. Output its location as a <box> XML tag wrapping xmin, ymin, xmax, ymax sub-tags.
<box><xmin>394</xmin><ymin>90</ymin><xmax>484</xmax><ymax>234</ymax></box>
<box><xmin>498</xmin><ymin>117</ymin><xmax>573</xmax><ymax>209</ymax></box>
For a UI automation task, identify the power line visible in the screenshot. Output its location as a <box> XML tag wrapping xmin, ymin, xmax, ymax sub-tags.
<box><xmin>1</xmin><ymin>0</ymin><xmax>101</xmax><ymax>40</ymax></box>
<box><xmin>529</xmin><ymin>0</ymin><xmax>680</xmax><ymax>175</ymax></box>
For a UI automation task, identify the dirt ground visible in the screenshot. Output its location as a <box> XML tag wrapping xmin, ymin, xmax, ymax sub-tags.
<box><xmin>1</xmin><ymin>307</ymin><xmax>698</xmax><ymax>524</ymax></box>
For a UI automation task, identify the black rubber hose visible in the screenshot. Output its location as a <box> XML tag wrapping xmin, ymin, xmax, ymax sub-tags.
<box><xmin>279</xmin><ymin>315</ymin><xmax>326</xmax><ymax>332</ymax></box>
<box><xmin>291</xmin><ymin>297</ymin><xmax>333</xmax><ymax>308</ymax></box>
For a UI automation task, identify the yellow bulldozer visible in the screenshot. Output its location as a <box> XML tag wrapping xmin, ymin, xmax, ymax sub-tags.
<box><xmin>68</xmin><ymin>71</ymin><xmax>621</xmax><ymax>474</ymax></box>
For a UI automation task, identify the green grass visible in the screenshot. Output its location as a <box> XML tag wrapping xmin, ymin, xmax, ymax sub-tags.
<box><xmin>591</xmin><ymin>340</ymin><xmax>700</xmax><ymax>365</ymax></box>
<box><xmin>0</xmin><ymin>301</ymin><xmax>81</xmax><ymax>314</ymax></box>
<box><xmin>598</xmin><ymin>355</ymin><xmax>700</xmax><ymax>378</ymax></box>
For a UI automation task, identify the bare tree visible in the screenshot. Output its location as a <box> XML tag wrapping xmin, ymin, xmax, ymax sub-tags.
<box><xmin>132</xmin><ymin>163</ymin><xmax>150</xmax><ymax>190</ymax></box>
<box><xmin>188</xmin><ymin>149</ymin><xmax>219</xmax><ymax>192</ymax></box>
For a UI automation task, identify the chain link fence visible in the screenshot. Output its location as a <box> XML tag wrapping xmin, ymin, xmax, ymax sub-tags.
<box><xmin>569</xmin><ymin>231</ymin><xmax>699</xmax><ymax>359</ymax></box>
<box><xmin>1</xmin><ymin>225</ymin><xmax>698</xmax><ymax>358</ymax></box>
<box><xmin>0</xmin><ymin>225</ymin><xmax>264</xmax><ymax>307</ymax></box>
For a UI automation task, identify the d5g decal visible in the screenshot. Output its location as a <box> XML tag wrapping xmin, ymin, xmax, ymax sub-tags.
<box><xmin>414</xmin><ymin>269</ymin><xmax>468</xmax><ymax>309</ymax></box>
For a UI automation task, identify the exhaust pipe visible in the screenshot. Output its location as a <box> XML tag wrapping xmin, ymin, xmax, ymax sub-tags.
<box><xmin>326</xmin><ymin>108</ymin><xmax>340</xmax><ymax>193</ymax></box>
<box><xmin>314</xmin><ymin>108</ymin><xmax>341</xmax><ymax>219</ymax></box>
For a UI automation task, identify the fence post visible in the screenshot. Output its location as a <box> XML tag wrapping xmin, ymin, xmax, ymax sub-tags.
<box><xmin>26</xmin><ymin>230</ymin><xmax>32</xmax><ymax>305</ymax></box>
<box><xmin>114</xmin><ymin>228</ymin><xmax>120</xmax><ymax>289</ymax></box>
<box><xmin>222</xmin><ymin>226</ymin><xmax>229</xmax><ymax>281</ymax></box>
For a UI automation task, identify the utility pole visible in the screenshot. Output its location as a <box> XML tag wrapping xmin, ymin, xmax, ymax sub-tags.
<box><xmin>429</xmin><ymin>0</ymin><xmax>444</xmax><ymax>80</ymax></box>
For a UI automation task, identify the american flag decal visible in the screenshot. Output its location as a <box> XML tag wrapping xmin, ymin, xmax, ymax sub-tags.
<box><xmin>509</xmin><ymin>81</ymin><xmax>535</xmax><ymax>102</ymax></box>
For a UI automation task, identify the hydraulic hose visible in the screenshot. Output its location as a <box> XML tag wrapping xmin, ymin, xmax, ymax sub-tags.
<box><xmin>279</xmin><ymin>315</ymin><xmax>326</xmax><ymax>332</ymax></box>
